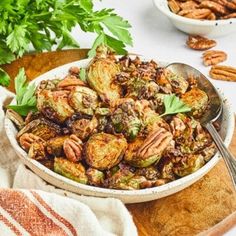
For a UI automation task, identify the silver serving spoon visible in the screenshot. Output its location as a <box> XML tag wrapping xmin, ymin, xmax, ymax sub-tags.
<box><xmin>166</xmin><ymin>63</ymin><xmax>236</xmax><ymax>189</ymax></box>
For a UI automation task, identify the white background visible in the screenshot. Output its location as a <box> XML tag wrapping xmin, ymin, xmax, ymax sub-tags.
<box><xmin>72</xmin><ymin>0</ymin><xmax>236</xmax><ymax>234</ymax></box>
<box><xmin>72</xmin><ymin>0</ymin><xmax>236</xmax><ymax>113</ymax></box>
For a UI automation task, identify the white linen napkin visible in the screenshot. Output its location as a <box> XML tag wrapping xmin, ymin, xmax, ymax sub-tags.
<box><xmin>0</xmin><ymin>86</ymin><xmax>137</xmax><ymax>236</ymax></box>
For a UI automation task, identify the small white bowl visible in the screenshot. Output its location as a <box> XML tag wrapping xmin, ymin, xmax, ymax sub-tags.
<box><xmin>4</xmin><ymin>58</ymin><xmax>235</xmax><ymax>203</ymax></box>
<box><xmin>153</xmin><ymin>0</ymin><xmax>236</xmax><ymax>37</ymax></box>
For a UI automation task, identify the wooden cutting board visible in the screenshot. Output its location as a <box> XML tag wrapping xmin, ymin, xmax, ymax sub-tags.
<box><xmin>2</xmin><ymin>49</ymin><xmax>236</xmax><ymax>236</ymax></box>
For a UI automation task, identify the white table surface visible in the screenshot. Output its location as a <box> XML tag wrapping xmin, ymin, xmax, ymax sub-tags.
<box><xmin>72</xmin><ymin>0</ymin><xmax>236</xmax><ymax>113</ymax></box>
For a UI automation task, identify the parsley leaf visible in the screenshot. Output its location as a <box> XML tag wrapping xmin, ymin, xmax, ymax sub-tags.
<box><xmin>160</xmin><ymin>94</ymin><xmax>191</xmax><ymax>117</ymax></box>
<box><xmin>0</xmin><ymin>68</ymin><xmax>11</xmax><ymax>87</ymax></box>
<box><xmin>0</xmin><ymin>0</ymin><xmax>133</xmax><ymax>65</ymax></box>
<box><xmin>79</xmin><ymin>68</ymin><xmax>87</xmax><ymax>82</ymax></box>
<box><xmin>7</xmin><ymin>68</ymin><xmax>37</xmax><ymax>116</ymax></box>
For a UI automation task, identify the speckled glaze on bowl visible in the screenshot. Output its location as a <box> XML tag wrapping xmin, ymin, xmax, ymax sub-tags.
<box><xmin>153</xmin><ymin>0</ymin><xmax>236</xmax><ymax>37</ymax></box>
<box><xmin>5</xmin><ymin>58</ymin><xmax>235</xmax><ymax>203</ymax></box>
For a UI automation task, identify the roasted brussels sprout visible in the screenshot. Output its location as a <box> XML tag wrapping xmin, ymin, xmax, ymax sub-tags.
<box><xmin>85</xmin><ymin>133</ymin><xmax>128</xmax><ymax>170</ymax></box>
<box><xmin>46</xmin><ymin>135</ymin><xmax>69</xmax><ymax>156</ymax></box>
<box><xmin>125</xmin><ymin>127</ymin><xmax>173</xmax><ymax>167</ymax></box>
<box><xmin>181</xmin><ymin>87</ymin><xmax>208</xmax><ymax>118</ymax></box>
<box><xmin>54</xmin><ymin>157</ymin><xmax>88</xmax><ymax>184</ymax></box>
<box><xmin>173</xmin><ymin>154</ymin><xmax>205</xmax><ymax>177</ymax></box>
<box><xmin>68</xmin><ymin>86</ymin><xmax>98</xmax><ymax>115</ymax></box>
<box><xmin>111</xmin><ymin>98</ymin><xmax>142</xmax><ymax>140</ymax></box>
<box><xmin>17</xmin><ymin>118</ymin><xmax>61</xmax><ymax>141</ymax></box>
<box><xmin>28</xmin><ymin>141</ymin><xmax>47</xmax><ymax>161</ymax></box>
<box><xmin>70</xmin><ymin>116</ymin><xmax>98</xmax><ymax>140</ymax></box>
<box><xmin>37</xmin><ymin>89</ymin><xmax>74</xmax><ymax>123</ymax></box>
<box><xmin>86</xmin><ymin>168</ymin><xmax>105</xmax><ymax>186</ymax></box>
<box><xmin>87</xmin><ymin>46</ymin><xmax>121</xmax><ymax>104</ymax></box>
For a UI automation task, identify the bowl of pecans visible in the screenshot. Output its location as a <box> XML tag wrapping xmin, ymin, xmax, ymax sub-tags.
<box><xmin>153</xmin><ymin>0</ymin><xmax>236</xmax><ymax>37</ymax></box>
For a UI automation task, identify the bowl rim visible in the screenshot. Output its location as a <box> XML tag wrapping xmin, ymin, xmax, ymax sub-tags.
<box><xmin>153</xmin><ymin>0</ymin><xmax>236</xmax><ymax>26</ymax></box>
<box><xmin>4</xmin><ymin>57</ymin><xmax>235</xmax><ymax>198</ymax></box>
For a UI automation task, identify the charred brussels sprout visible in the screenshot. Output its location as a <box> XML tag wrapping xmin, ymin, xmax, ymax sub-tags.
<box><xmin>85</xmin><ymin>133</ymin><xmax>128</xmax><ymax>170</ymax></box>
<box><xmin>173</xmin><ymin>154</ymin><xmax>205</xmax><ymax>177</ymax></box>
<box><xmin>87</xmin><ymin>46</ymin><xmax>121</xmax><ymax>104</ymax></box>
<box><xmin>181</xmin><ymin>87</ymin><xmax>208</xmax><ymax>118</ymax></box>
<box><xmin>37</xmin><ymin>89</ymin><xmax>74</xmax><ymax>123</ymax></box>
<box><xmin>46</xmin><ymin>135</ymin><xmax>69</xmax><ymax>156</ymax></box>
<box><xmin>86</xmin><ymin>168</ymin><xmax>105</xmax><ymax>187</ymax></box>
<box><xmin>111</xmin><ymin>98</ymin><xmax>142</xmax><ymax>140</ymax></box>
<box><xmin>54</xmin><ymin>157</ymin><xmax>88</xmax><ymax>184</ymax></box>
<box><xmin>68</xmin><ymin>86</ymin><xmax>98</xmax><ymax>115</ymax></box>
<box><xmin>17</xmin><ymin>118</ymin><xmax>61</xmax><ymax>141</ymax></box>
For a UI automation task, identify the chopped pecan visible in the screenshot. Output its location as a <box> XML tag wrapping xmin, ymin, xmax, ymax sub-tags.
<box><xmin>178</xmin><ymin>8</ymin><xmax>211</xmax><ymax>19</ymax></box>
<box><xmin>225</xmin><ymin>0</ymin><xmax>236</xmax><ymax>11</ymax></box>
<box><xmin>199</xmin><ymin>1</ymin><xmax>228</xmax><ymax>15</ymax></box>
<box><xmin>186</xmin><ymin>35</ymin><xmax>216</xmax><ymax>50</ymax></box>
<box><xmin>137</xmin><ymin>128</ymin><xmax>173</xmax><ymax>159</ymax></box>
<box><xmin>63</xmin><ymin>134</ymin><xmax>83</xmax><ymax>162</ymax></box>
<box><xmin>209</xmin><ymin>65</ymin><xmax>236</xmax><ymax>82</ymax></box>
<box><xmin>206</xmin><ymin>12</ymin><xmax>216</xmax><ymax>20</ymax></box>
<box><xmin>179</xmin><ymin>0</ymin><xmax>198</xmax><ymax>10</ymax></box>
<box><xmin>168</xmin><ymin>0</ymin><xmax>181</xmax><ymax>13</ymax></box>
<box><xmin>57</xmin><ymin>75</ymin><xmax>86</xmax><ymax>90</ymax></box>
<box><xmin>221</xmin><ymin>13</ymin><xmax>236</xmax><ymax>19</ymax></box>
<box><xmin>19</xmin><ymin>133</ymin><xmax>45</xmax><ymax>151</ymax></box>
<box><xmin>202</xmin><ymin>50</ymin><xmax>227</xmax><ymax>66</ymax></box>
<box><xmin>69</xmin><ymin>66</ymin><xmax>80</xmax><ymax>77</ymax></box>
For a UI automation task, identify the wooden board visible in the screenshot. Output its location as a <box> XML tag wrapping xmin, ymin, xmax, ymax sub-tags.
<box><xmin>2</xmin><ymin>49</ymin><xmax>236</xmax><ymax>236</ymax></box>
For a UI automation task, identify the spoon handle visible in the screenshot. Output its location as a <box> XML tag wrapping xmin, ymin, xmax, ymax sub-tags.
<box><xmin>205</xmin><ymin>122</ymin><xmax>236</xmax><ymax>189</ymax></box>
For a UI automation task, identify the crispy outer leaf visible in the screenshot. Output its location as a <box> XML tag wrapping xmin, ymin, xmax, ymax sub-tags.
<box><xmin>0</xmin><ymin>68</ymin><xmax>11</xmax><ymax>87</ymax></box>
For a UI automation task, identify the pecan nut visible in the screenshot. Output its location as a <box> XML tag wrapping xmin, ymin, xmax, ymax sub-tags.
<box><xmin>168</xmin><ymin>0</ymin><xmax>181</xmax><ymax>13</ymax></box>
<box><xmin>225</xmin><ymin>0</ymin><xmax>236</xmax><ymax>10</ymax></box>
<box><xmin>179</xmin><ymin>0</ymin><xmax>198</xmax><ymax>10</ymax></box>
<box><xmin>19</xmin><ymin>133</ymin><xmax>45</xmax><ymax>151</ymax></box>
<box><xmin>186</xmin><ymin>35</ymin><xmax>216</xmax><ymax>50</ymax></box>
<box><xmin>202</xmin><ymin>50</ymin><xmax>227</xmax><ymax>66</ymax></box>
<box><xmin>209</xmin><ymin>65</ymin><xmax>236</xmax><ymax>82</ymax></box>
<box><xmin>57</xmin><ymin>75</ymin><xmax>86</xmax><ymax>89</ymax></box>
<box><xmin>199</xmin><ymin>1</ymin><xmax>228</xmax><ymax>15</ymax></box>
<box><xmin>206</xmin><ymin>12</ymin><xmax>216</xmax><ymax>20</ymax></box>
<box><xmin>137</xmin><ymin>128</ymin><xmax>173</xmax><ymax>159</ymax></box>
<box><xmin>63</xmin><ymin>135</ymin><xmax>83</xmax><ymax>162</ymax></box>
<box><xmin>221</xmin><ymin>13</ymin><xmax>236</xmax><ymax>19</ymax></box>
<box><xmin>178</xmin><ymin>8</ymin><xmax>211</xmax><ymax>19</ymax></box>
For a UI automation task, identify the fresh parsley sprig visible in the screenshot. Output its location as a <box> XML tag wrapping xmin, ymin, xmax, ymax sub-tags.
<box><xmin>0</xmin><ymin>68</ymin><xmax>11</xmax><ymax>87</ymax></box>
<box><xmin>0</xmin><ymin>0</ymin><xmax>132</xmax><ymax>65</ymax></box>
<box><xmin>160</xmin><ymin>94</ymin><xmax>191</xmax><ymax>117</ymax></box>
<box><xmin>7</xmin><ymin>68</ymin><xmax>37</xmax><ymax>116</ymax></box>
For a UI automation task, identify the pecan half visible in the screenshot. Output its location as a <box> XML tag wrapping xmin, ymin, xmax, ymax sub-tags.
<box><xmin>206</xmin><ymin>12</ymin><xmax>216</xmax><ymax>20</ymax></box>
<box><xmin>199</xmin><ymin>1</ymin><xmax>228</xmax><ymax>15</ymax></box>
<box><xmin>178</xmin><ymin>8</ymin><xmax>211</xmax><ymax>19</ymax></box>
<box><xmin>221</xmin><ymin>13</ymin><xmax>236</xmax><ymax>19</ymax></box>
<box><xmin>225</xmin><ymin>0</ymin><xmax>236</xmax><ymax>11</ymax></box>
<box><xmin>137</xmin><ymin>128</ymin><xmax>173</xmax><ymax>159</ymax></box>
<box><xmin>63</xmin><ymin>135</ymin><xmax>83</xmax><ymax>162</ymax></box>
<box><xmin>168</xmin><ymin>0</ymin><xmax>181</xmax><ymax>13</ymax></box>
<box><xmin>57</xmin><ymin>75</ymin><xmax>86</xmax><ymax>90</ymax></box>
<box><xmin>19</xmin><ymin>133</ymin><xmax>45</xmax><ymax>151</ymax></box>
<box><xmin>209</xmin><ymin>65</ymin><xmax>236</xmax><ymax>82</ymax></box>
<box><xmin>179</xmin><ymin>0</ymin><xmax>198</xmax><ymax>10</ymax></box>
<box><xmin>202</xmin><ymin>50</ymin><xmax>227</xmax><ymax>66</ymax></box>
<box><xmin>186</xmin><ymin>35</ymin><xmax>216</xmax><ymax>50</ymax></box>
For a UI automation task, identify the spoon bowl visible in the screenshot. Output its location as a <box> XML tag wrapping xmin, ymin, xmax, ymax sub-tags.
<box><xmin>166</xmin><ymin>63</ymin><xmax>236</xmax><ymax>189</ymax></box>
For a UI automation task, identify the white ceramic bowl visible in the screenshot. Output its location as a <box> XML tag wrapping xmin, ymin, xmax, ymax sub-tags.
<box><xmin>5</xmin><ymin>58</ymin><xmax>235</xmax><ymax>203</ymax></box>
<box><xmin>153</xmin><ymin>0</ymin><xmax>236</xmax><ymax>37</ymax></box>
